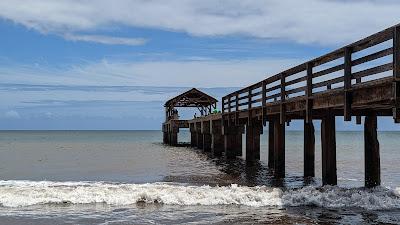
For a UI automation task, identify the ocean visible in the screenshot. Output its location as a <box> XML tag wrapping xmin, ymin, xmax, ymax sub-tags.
<box><xmin>0</xmin><ymin>130</ymin><xmax>399</xmax><ymax>224</ymax></box>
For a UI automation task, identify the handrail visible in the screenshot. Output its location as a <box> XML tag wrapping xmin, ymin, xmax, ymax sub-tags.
<box><xmin>222</xmin><ymin>24</ymin><xmax>399</xmax><ymax>114</ymax></box>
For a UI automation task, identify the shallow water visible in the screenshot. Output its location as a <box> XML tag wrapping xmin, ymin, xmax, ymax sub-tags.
<box><xmin>0</xmin><ymin>130</ymin><xmax>399</xmax><ymax>224</ymax></box>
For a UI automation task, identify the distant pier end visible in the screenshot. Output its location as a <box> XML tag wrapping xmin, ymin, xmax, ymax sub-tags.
<box><xmin>162</xmin><ymin>24</ymin><xmax>400</xmax><ymax>188</ymax></box>
<box><xmin>162</xmin><ymin>88</ymin><xmax>218</xmax><ymax>147</ymax></box>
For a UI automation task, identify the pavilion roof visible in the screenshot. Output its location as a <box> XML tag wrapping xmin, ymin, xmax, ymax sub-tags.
<box><xmin>164</xmin><ymin>88</ymin><xmax>218</xmax><ymax>108</ymax></box>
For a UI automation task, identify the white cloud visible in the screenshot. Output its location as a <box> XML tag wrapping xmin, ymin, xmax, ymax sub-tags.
<box><xmin>0</xmin><ymin>0</ymin><xmax>399</xmax><ymax>45</ymax></box>
<box><xmin>4</xmin><ymin>110</ymin><xmax>20</xmax><ymax>119</ymax></box>
<box><xmin>63</xmin><ymin>34</ymin><xmax>147</xmax><ymax>46</ymax></box>
<box><xmin>0</xmin><ymin>58</ymin><xmax>302</xmax><ymax>87</ymax></box>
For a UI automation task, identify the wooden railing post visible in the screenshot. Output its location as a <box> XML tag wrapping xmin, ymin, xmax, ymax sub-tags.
<box><xmin>356</xmin><ymin>77</ymin><xmax>362</xmax><ymax>124</ymax></box>
<box><xmin>222</xmin><ymin>97</ymin><xmax>225</xmax><ymax>113</ymax></box>
<box><xmin>248</xmin><ymin>89</ymin><xmax>252</xmax><ymax>124</ymax></box>
<box><xmin>235</xmin><ymin>92</ymin><xmax>239</xmax><ymax>125</ymax></box>
<box><xmin>344</xmin><ymin>47</ymin><xmax>353</xmax><ymax>121</ymax></box>
<box><xmin>248</xmin><ymin>89</ymin><xmax>252</xmax><ymax>109</ymax></box>
<box><xmin>228</xmin><ymin>96</ymin><xmax>231</xmax><ymax>113</ymax></box>
<box><xmin>262</xmin><ymin>81</ymin><xmax>267</xmax><ymax>126</ymax></box>
<box><xmin>280</xmin><ymin>73</ymin><xmax>286</xmax><ymax>124</ymax></box>
<box><xmin>393</xmin><ymin>25</ymin><xmax>400</xmax><ymax>123</ymax></box>
<box><xmin>235</xmin><ymin>93</ymin><xmax>239</xmax><ymax>111</ymax></box>
<box><xmin>306</xmin><ymin>62</ymin><xmax>313</xmax><ymax>123</ymax></box>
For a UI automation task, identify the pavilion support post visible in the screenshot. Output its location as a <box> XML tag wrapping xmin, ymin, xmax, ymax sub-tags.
<box><xmin>273</xmin><ymin>119</ymin><xmax>285</xmax><ymax>178</ymax></box>
<box><xmin>223</xmin><ymin>125</ymin><xmax>243</xmax><ymax>159</ymax></box>
<box><xmin>268</xmin><ymin>121</ymin><xmax>275</xmax><ymax>169</ymax></box>
<box><xmin>245</xmin><ymin>119</ymin><xmax>263</xmax><ymax>162</ymax></box>
<box><xmin>211</xmin><ymin>120</ymin><xmax>224</xmax><ymax>157</ymax></box>
<box><xmin>321</xmin><ymin>110</ymin><xmax>337</xmax><ymax>185</ymax></box>
<box><xmin>304</xmin><ymin>120</ymin><xmax>315</xmax><ymax>177</ymax></box>
<box><xmin>364</xmin><ymin>114</ymin><xmax>381</xmax><ymax>187</ymax></box>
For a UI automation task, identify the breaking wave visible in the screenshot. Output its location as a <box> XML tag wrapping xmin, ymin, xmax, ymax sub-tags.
<box><xmin>0</xmin><ymin>180</ymin><xmax>399</xmax><ymax>210</ymax></box>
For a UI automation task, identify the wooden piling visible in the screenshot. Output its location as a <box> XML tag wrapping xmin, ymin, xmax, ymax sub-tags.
<box><xmin>190</xmin><ymin>123</ymin><xmax>196</xmax><ymax>147</ymax></box>
<box><xmin>273</xmin><ymin>120</ymin><xmax>285</xmax><ymax>178</ymax></box>
<box><xmin>321</xmin><ymin>110</ymin><xmax>337</xmax><ymax>185</ymax></box>
<box><xmin>245</xmin><ymin>120</ymin><xmax>262</xmax><ymax>162</ymax></box>
<box><xmin>223</xmin><ymin>125</ymin><xmax>243</xmax><ymax>158</ymax></box>
<box><xmin>304</xmin><ymin>120</ymin><xmax>315</xmax><ymax>177</ymax></box>
<box><xmin>364</xmin><ymin>115</ymin><xmax>381</xmax><ymax>187</ymax></box>
<box><xmin>202</xmin><ymin>121</ymin><xmax>212</xmax><ymax>152</ymax></box>
<box><xmin>203</xmin><ymin>133</ymin><xmax>212</xmax><ymax>152</ymax></box>
<box><xmin>170</xmin><ymin>131</ymin><xmax>178</xmax><ymax>146</ymax></box>
<box><xmin>268</xmin><ymin>121</ymin><xmax>275</xmax><ymax>169</ymax></box>
<box><xmin>190</xmin><ymin>132</ymin><xmax>196</xmax><ymax>147</ymax></box>
<box><xmin>196</xmin><ymin>122</ymin><xmax>203</xmax><ymax>149</ymax></box>
<box><xmin>211</xmin><ymin>120</ymin><xmax>224</xmax><ymax>157</ymax></box>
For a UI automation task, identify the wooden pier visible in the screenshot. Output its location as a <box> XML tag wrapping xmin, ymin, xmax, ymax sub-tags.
<box><xmin>163</xmin><ymin>24</ymin><xmax>400</xmax><ymax>187</ymax></box>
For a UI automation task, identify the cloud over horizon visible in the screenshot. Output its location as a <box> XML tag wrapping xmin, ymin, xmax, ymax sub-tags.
<box><xmin>0</xmin><ymin>0</ymin><xmax>399</xmax><ymax>45</ymax></box>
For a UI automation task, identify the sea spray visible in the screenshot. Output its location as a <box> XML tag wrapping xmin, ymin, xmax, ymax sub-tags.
<box><xmin>0</xmin><ymin>180</ymin><xmax>399</xmax><ymax>210</ymax></box>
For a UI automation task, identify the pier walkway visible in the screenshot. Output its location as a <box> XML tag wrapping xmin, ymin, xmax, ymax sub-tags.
<box><xmin>163</xmin><ymin>24</ymin><xmax>400</xmax><ymax>188</ymax></box>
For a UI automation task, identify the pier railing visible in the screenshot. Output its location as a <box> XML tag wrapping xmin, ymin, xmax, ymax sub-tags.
<box><xmin>222</xmin><ymin>24</ymin><xmax>400</xmax><ymax>121</ymax></box>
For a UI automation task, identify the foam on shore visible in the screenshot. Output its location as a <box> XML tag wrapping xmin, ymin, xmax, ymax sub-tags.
<box><xmin>0</xmin><ymin>180</ymin><xmax>399</xmax><ymax>210</ymax></box>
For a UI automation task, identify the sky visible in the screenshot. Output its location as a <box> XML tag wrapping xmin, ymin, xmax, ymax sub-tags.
<box><xmin>0</xmin><ymin>0</ymin><xmax>400</xmax><ymax>130</ymax></box>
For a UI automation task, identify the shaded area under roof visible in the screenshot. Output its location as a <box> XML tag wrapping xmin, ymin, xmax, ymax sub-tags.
<box><xmin>164</xmin><ymin>88</ymin><xmax>218</xmax><ymax>108</ymax></box>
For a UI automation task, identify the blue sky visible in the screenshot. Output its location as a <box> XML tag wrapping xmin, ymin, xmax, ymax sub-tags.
<box><xmin>0</xmin><ymin>0</ymin><xmax>399</xmax><ymax>130</ymax></box>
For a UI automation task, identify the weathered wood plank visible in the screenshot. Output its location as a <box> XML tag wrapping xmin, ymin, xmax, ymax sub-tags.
<box><xmin>352</xmin><ymin>63</ymin><xmax>392</xmax><ymax>80</ymax></box>
<box><xmin>352</xmin><ymin>47</ymin><xmax>393</xmax><ymax>67</ymax></box>
<box><xmin>313</xmin><ymin>64</ymin><xmax>344</xmax><ymax>79</ymax></box>
<box><xmin>312</xmin><ymin>76</ymin><xmax>344</xmax><ymax>89</ymax></box>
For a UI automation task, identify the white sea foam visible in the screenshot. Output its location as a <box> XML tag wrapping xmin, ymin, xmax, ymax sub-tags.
<box><xmin>0</xmin><ymin>180</ymin><xmax>399</xmax><ymax>210</ymax></box>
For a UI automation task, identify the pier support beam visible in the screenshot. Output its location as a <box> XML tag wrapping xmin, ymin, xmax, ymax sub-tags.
<box><xmin>321</xmin><ymin>111</ymin><xmax>337</xmax><ymax>185</ymax></box>
<box><xmin>169</xmin><ymin>130</ymin><xmax>178</xmax><ymax>146</ymax></box>
<box><xmin>364</xmin><ymin>115</ymin><xmax>381</xmax><ymax>187</ymax></box>
<box><xmin>190</xmin><ymin>123</ymin><xmax>196</xmax><ymax>147</ymax></box>
<box><xmin>304</xmin><ymin>120</ymin><xmax>315</xmax><ymax>177</ymax></box>
<box><xmin>273</xmin><ymin>120</ymin><xmax>285</xmax><ymax>178</ymax></box>
<box><xmin>203</xmin><ymin>133</ymin><xmax>212</xmax><ymax>152</ymax></box>
<box><xmin>268</xmin><ymin>121</ymin><xmax>275</xmax><ymax>169</ymax></box>
<box><xmin>202</xmin><ymin>121</ymin><xmax>212</xmax><ymax>152</ymax></box>
<box><xmin>223</xmin><ymin>125</ymin><xmax>243</xmax><ymax>158</ymax></box>
<box><xmin>190</xmin><ymin>132</ymin><xmax>197</xmax><ymax>147</ymax></box>
<box><xmin>211</xmin><ymin>120</ymin><xmax>224</xmax><ymax>157</ymax></box>
<box><xmin>246</xmin><ymin>120</ymin><xmax>263</xmax><ymax>162</ymax></box>
<box><xmin>163</xmin><ymin>131</ymin><xmax>168</xmax><ymax>144</ymax></box>
<box><xmin>196</xmin><ymin>122</ymin><xmax>203</xmax><ymax>149</ymax></box>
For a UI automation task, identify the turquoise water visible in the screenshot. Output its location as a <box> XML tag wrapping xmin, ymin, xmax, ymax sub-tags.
<box><xmin>0</xmin><ymin>130</ymin><xmax>399</xmax><ymax>224</ymax></box>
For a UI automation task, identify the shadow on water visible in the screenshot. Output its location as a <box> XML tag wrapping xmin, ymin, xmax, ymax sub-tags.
<box><xmin>163</xmin><ymin>143</ymin><xmax>318</xmax><ymax>188</ymax></box>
